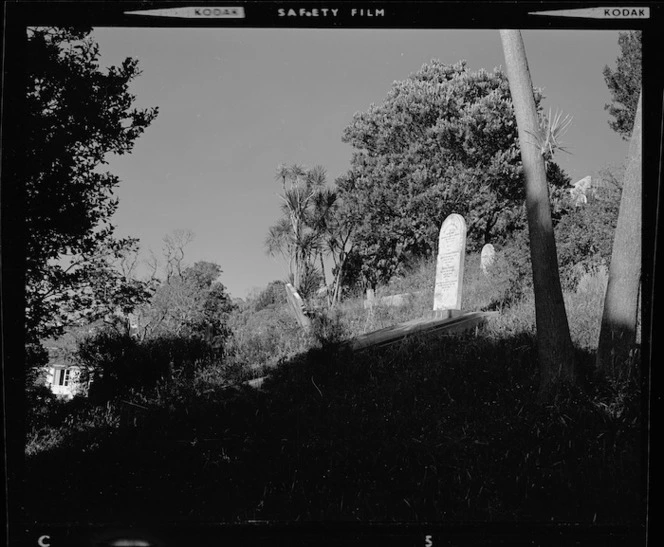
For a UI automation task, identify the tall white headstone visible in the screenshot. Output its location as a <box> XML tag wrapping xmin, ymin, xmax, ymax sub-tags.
<box><xmin>433</xmin><ymin>214</ymin><xmax>467</xmax><ymax>314</ymax></box>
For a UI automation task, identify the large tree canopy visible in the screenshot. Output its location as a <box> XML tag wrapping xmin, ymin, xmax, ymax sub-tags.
<box><xmin>339</xmin><ymin>60</ymin><xmax>570</xmax><ymax>285</ymax></box>
<box><xmin>603</xmin><ymin>31</ymin><xmax>642</xmax><ymax>140</ymax></box>
<box><xmin>24</xmin><ymin>27</ymin><xmax>158</xmax><ymax>343</ymax></box>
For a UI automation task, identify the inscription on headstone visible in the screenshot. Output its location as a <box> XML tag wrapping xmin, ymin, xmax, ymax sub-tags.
<box><xmin>285</xmin><ymin>283</ymin><xmax>311</xmax><ymax>329</ymax></box>
<box><xmin>480</xmin><ymin>243</ymin><xmax>496</xmax><ymax>276</ymax></box>
<box><xmin>433</xmin><ymin>214</ymin><xmax>466</xmax><ymax>313</ymax></box>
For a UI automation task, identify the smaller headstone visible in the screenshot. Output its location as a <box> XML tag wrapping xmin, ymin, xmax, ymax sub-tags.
<box><xmin>480</xmin><ymin>243</ymin><xmax>496</xmax><ymax>276</ymax></box>
<box><xmin>574</xmin><ymin>193</ymin><xmax>588</xmax><ymax>206</ymax></box>
<box><xmin>570</xmin><ymin>175</ymin><xmax>592</xmax><ymax>206</ymax></box>
<box><xmin>285</xmin><ymin>283</ymin><xmax>311</xmax><ymax>329</ymax></box>
<box><xmin>433</xmin><ymin>213</ymin><xmax>467</xmax><ymax>317</ymax></box>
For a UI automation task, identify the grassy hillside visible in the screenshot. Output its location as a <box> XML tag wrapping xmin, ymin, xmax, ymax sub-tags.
<box><xmin>23</xmin><ymin>255</ymin><xmax>643</xmax><ymax>525</ymax></box>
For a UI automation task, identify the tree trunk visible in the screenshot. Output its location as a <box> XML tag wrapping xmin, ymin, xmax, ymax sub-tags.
<box><xmin>332</xmin><ymin>253</ymin><xmax>348</xmax><ymax>306</ymax></box>
<box><xmin>319</xmin><ymin>251</ymin><xmax>331</xmax><ymax>307</ymax></box>
<box><xmin>596</xmin><ymin>92</ymin><xmax>642</xmax><ymax>382</ymax></box>
<box><xmin>500</xmin><ymin>30</ymin><xmax>576</xmax><ymax>397</ymax></box>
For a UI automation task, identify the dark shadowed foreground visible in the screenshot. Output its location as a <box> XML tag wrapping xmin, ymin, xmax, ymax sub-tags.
<box><xmin>24</xmin><ymin>329</ymin><xmax>642</xmax><ymax>526</ymax></box>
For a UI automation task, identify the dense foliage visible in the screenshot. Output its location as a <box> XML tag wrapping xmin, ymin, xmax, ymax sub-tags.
<box><xmin>137</xmin><ymin>261</ymin><xmax>235</xmax><ymax>348</ymax></box>
<box><xmin>25</xmin><ymin>27</ymin><xmax>158</xmax><ymax>346</ymax></box>
<box><xmin>56</xmin><ymin>258</ymin><xmax>235</xmax><ymax>400</ymax></box>
<box><xmin>265</xmin><ymin>164</ymin><xmax>356</xmax><ymax>303</ymax></box>
<box><xmin>603</xmin><ymin>31</ymin><xmax>642</xmax><ymax>140</ymax></box>
<box><xmin>76</xmin><ymin>331</ymin><xmax>218</xmax><ymax>400</ymax></box>
<box><xmin>339</xmin><ymin>60</ymin><xmax>570</xmax><ymax>286</ymax></box>
<box><xmin>252</xmin><ymin>280</ymin><xmax>288</xmax><ymax>312</ymax></box>
<box><xmin>555</xmin><ymin>195</ymin><xmax>620</xmax><ymax>291</ymax></box>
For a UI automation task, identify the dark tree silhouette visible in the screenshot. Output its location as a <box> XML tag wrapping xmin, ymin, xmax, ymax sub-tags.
<box><xmin>603</xmin><ymin>31</ymin><xmax>642</xmax><ymax>140</ymax></box>
<box><xmin>24</xmin><ymin>27</ymin><xmax>158</xmax><ymax>346</ymax></box>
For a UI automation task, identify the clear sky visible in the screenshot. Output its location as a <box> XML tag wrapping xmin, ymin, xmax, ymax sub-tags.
<box><xmin>92</xmin><ymin>27</ymin><xmax>628</xmax><ymax>299</ymax></box>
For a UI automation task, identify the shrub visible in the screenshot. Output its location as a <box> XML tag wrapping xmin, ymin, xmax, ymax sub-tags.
<box><xmin>564</xmin><ymin>266</ymin><xmax>608</xmax><ymax>350</ymax></box>
<box><xmin>26</xmin><ymin>397</ymin><xmax>124</xmax><ymax>457</ymax></box>
<box><xmin>462</xmin><ymin>251</ymin><xmax>516</xmax><ymax>312</ymax></box>
<box><xmin>77</xmin><ymin>331</ymin><xmax>148</xmax><ymax>399</ymax></box>
<box><xmin>309</xmin><ymin>308</ymin><xmax>352</xmax><ymax>346</ymax></box>
<box><xmin>555</xmin><ymin>197</ymin><xmax>618</xmax><ymax>291</ymax></box>
<box><xmin>252</xmin><ymin>280</ymin><xmax>287</xmax><ymax>311</ymax></box>
<box><xmin>26</xmin><ymin>383</ymin><xmax>69</xmax><ymax>432</ymax></box>
<box><xmin>496</xmin><ymin>228</ymin><xmax>533</xmax><ymax>304</ymax></box>
<box><xmin>76</xmin><ymin>329</ymin><xmax>221</xmax><ymax>400</ymax></box>
<box><xmin>226</xmin><ymin>304</ymin><xmax>311</xmax><ymax>376</ymax></box>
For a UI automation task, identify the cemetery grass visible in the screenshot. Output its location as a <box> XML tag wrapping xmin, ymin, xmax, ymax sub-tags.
<box><xmin>23</xmin><ymin>264</ymin><xmax>643</xmax><ymax>525</ymax></box>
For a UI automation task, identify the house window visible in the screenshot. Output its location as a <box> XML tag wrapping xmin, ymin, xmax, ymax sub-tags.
<box><xmin>55</xmin><ymin>368</ymin><xmax>70</xmax><ymax>387</ymax></box>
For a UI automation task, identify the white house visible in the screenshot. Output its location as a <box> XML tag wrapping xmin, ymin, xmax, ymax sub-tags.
<box><xmin>43</xmin><ymin>346</ymin><xmax>90</xmax><ymax>399</ymax></box>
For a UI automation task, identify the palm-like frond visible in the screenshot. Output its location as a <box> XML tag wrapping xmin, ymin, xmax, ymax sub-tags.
<box><xmin>264</xmin><ymin>217</ymin><xmax>294</xmax><ymax>257</ymax></box>
<box><xmin>275</xmin><ymin>163</ymin><xmax>290</xmax><ymax>182</ymax></box>
<box><xmin>306</xmin><ymin>165</ymin><xmax>327</xmax><ymax>188</ymax></box>
<box><xmin>297</xmin><ymin>230</ymin><xmax>323</xmax><ymax>258</ymax></box>
<box><xmin>288</xmin><ymin>163</ymin><xmax>306</xmax><ymax>180</ymax></box>
<box><xmin>543</xmin><ymin>108</ymin><xmax>573</xmax><ymax>154</ymax></box>
<box><xmin>308</xmin><ymin>188</ymin><xmax>338</xmax><ymax>229</ymax></box>
<box><xmin>279</xmin><ymin>185</ymin><xmax>314</xmax><ymax>216</ymax></box>
<box><xmin>525</xmin><ymin>107</ymin><xmax>573</xmax><ymax>159</ymax></box>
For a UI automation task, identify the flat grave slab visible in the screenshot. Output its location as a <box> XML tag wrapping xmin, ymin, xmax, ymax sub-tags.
<box><xmin>348</xmin><ymin>310</ymin><xmax>498</xmax><ymax>352</ymax></box>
